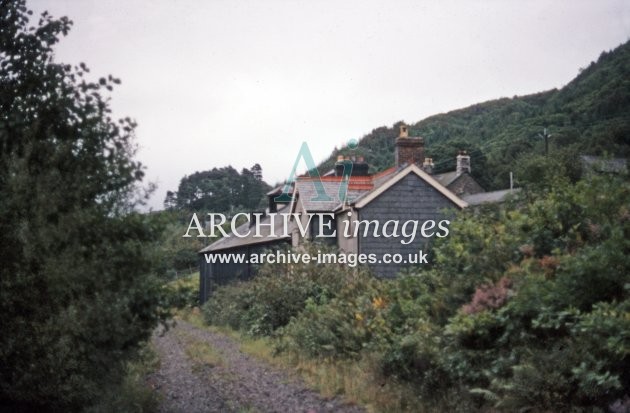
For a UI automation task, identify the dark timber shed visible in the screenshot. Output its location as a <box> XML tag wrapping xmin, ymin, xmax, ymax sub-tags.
<box><xmin>198</xmin><ymin>204</ymin><xmax>291</xmax><ymax>303</ymax></box>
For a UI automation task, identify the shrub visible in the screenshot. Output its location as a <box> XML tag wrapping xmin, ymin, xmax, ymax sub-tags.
<box><xmin>202</xmin><ymin>282</ymin><xmax>256</xmax><ymax>331</ymax></box>
<box><xmin>202</xmin><ymin>244</ymin><xmax>374</xmax><ymax>336</ymax></box>
<box><xmin>0</xmin><ymin>3</ymin><xmax>170</xmax><ymax>409</ymax></box>
<box><xmin>276</xmin><ymin>275</ymin><xmax>383</xmax><ymax>358</ymax></box>
<box><xmin>166</xmin><ymin>273</ymin><xmax>199</xmax><ymax>309</ymax></box>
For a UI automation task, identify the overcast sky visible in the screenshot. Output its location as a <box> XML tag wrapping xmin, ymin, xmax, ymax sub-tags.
<box><xmin>30</xmin><ymin>0</ymin><xmax>630</xmax><ymax>210</ymax></box>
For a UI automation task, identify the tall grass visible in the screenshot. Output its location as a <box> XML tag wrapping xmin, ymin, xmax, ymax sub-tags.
<box><xmin>180</xmin><ymin>309</ymin><xmax>440</xmax><ymax>412</ymax></box>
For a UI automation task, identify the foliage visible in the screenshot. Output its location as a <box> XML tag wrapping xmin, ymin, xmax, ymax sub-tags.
<box><xmin>276</xmin><ymin>274</ymin><xmax>385</xmax><ymax>359</ymax></box>
<box><xmin>513</xmin><ymin>147</ymin><xmax>583</xmax><ymax>190</ymax></box>
<box><xmin>426</xmin><ymin>174</ymin><xmax>630</xmax><ymax>410</ymax></box>
<box><xmin>165</xmin><ymin>164</ymin><xmax>271</xmax><ymax>213</ymax></box>
<box><xmin>202</xmin><ymin>244</ymin><xmax>376</xmax><ymax>337</ymax></box>
<box><xmin>165</xmin><ymin>272</ymin><xmax>199</xmax><ymax>309</ymax></box>
<box><xmin>0</xmin><ymin>2</ymin><xmax>169</xmax><ymax>410</ymax></box>
<box><xmin>150</xmin><ymin>209</ymin><xmax>205</xmax><ymax>279</ymax></box>
<box><xmin>85</xmin><ymin>344</ymin><xmax>160</xmax><ymax>413</ymax></box>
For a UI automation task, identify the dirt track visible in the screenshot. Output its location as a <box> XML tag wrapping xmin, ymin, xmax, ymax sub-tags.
<box><xmin>148</xmin><ymin>320</ymin><xmax>365</xmax><ymax>413</ymax></box>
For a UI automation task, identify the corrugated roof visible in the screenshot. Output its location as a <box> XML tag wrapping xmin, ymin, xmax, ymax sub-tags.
<box><xmin>200</xmin><ymin>204</ymin><xmax>291</xmax><ymax>253</ymax></box>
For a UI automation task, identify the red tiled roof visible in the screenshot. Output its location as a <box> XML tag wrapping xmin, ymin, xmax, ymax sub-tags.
<box><xmin>296</xmin><ymin>166</ymin><xmax>399</xmax><ymax>191</ymax></box>
<box><xmin>297</xmin><ymin>176</ymin><xmax>370</xmax><ymax>189</ymax></box>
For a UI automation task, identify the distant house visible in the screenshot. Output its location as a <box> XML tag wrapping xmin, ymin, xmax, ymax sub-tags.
<box><xmin>199</xmin><ymin>125</ymin><xmax>514</xmax><ymax>303</ymax></box>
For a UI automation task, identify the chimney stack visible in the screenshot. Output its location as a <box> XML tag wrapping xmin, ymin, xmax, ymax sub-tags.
<box><xmin>456</xmin><ymin>151</ymin><xmax>471</xmax><ymax>176</ymax></box>
<box><xmin>335</xmin><ymin>155</ymin><xmax>369</xmax><ymax>177</ymax></box>
<box><xmin>352</xmin><ymin>155</ymin><xmax>369</xmax><ymax>176</ymax></box>
<box><xmin>395</xmin><ymin>123</ymin><xmax>425</xmax><ymax>168</ymax></box>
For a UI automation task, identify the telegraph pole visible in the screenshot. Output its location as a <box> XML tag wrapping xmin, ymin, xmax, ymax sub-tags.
<box><xmin>538</xmin><ymin>128</ymin><xmax>552</xmax><ymax>156</ymax></box>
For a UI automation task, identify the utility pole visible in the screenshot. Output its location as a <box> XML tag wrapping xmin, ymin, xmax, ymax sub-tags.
<box><xmin>538</xmin><ymin>128</ymin><xmax>552</xmax><ymax>156</ymax></box>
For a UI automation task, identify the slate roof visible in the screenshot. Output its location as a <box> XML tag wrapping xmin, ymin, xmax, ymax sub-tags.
<box><xmin>295</xmin><ymin>180</ymin><xmax>365</xmax><ymax>212</ymax></box>
<box><xmin>352</xmin><ymin>164</ymin><xmax>468</xmax><ymax>209</ymax></box>
<box><xmin>371</xmin><ymin>166</ymin><xmax>399</xmax><ymax>187</ymax></box>
<box><xmin>266</xmin><ymin>184</ymin><xmax>292</xmax><ymax>196</ymax></box>
<box><xmin>462</xmin><ymin>188</ymin><xmax>520</xmax><ymax>206</ymax></box>
<box><xmin>433</xmin><ymin>171</ymin><xmax>460</xmax><ymax>187</ymax></box>
<box><xmin>295</xmin><ymin>167</ymin><xmax>399</xmax><ymax>212</ymax></box>
<box><xmin>200</xmin><ymin>204</ymin><xmax>291</xmax><ymax>253</ymax></box>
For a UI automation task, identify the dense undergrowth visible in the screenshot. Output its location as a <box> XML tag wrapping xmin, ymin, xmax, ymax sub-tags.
<box><xmin>202</xmin><ymin>173</ymin><xmax>630</xmax><ymax>412</ymax></box>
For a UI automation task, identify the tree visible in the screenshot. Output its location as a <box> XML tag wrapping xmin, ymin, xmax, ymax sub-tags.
<box><xmin>0</xmin><ymin>2</ymin><xmax>168</xmax><ymax>410</ymax></box>
<box><xmin>250</xmin><ymin>163</ymin><xmax>263</xmax><ymax>181</ymax></box>
<box><xmin>167</xmin><ymin>165</ymin><xmax>270</xmax><ymax>213</ymax></box>
<box><xmin>164</xmin><ymin>189</ymin><xmax>178</xmax><ymax>210</ymax></box>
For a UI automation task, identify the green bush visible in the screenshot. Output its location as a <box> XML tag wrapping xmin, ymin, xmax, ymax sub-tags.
<box><xmin>166</xmin><ymin>273</ymin><xmax>200</xmax><ymax>309</ymax></box>
<box><xmin>276</xmin><ymin>275</ymin><xmax>384</xmax><ymax>358</ymax></box>
<box><xmin>202</xmin><ymin>244</ymin><xmax>375</xmax><ymax>336</ymax></box>
<box><xmin>435</xmin><ymin>175</ymin><xmax>630</xmax><ymax>410</ymax></box>
<box><xmin>202</xmin><ymin>282</ymin><xmax>257</xmax><ymax>331</ymax></box>
<box><xmin>0</xmin><ymin>3</ymin><xmax>170</xmax><ymax>410</ymax></box>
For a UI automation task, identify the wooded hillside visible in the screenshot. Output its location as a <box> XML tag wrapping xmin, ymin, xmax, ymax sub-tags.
<box><xmin>320</xmin><ymin>41</ymin><xmax>630</xmax><ymax>190</ymax></box>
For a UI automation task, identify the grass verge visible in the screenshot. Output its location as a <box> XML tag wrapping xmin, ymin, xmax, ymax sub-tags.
<box><xmin>176</xmin><ymin>308</ymin><xmax>427</xmax><ymax>413</ymax></box>
<box><xmin>182</xmin><ymin>333</ymin><xmax>226</xmax><ymax>369</ymax></box>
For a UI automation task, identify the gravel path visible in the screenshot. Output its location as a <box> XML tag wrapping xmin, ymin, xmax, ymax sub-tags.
<box><xmin>149</xmin><ymin>320</ymin><xmax>365</xmax><ymax>413</ymax></box>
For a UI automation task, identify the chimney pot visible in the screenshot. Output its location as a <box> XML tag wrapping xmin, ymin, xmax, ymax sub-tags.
<box><xmin>399</xmin><ymin>124</ymin><xmax>409</xmax><ymax>138</ymax></box>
